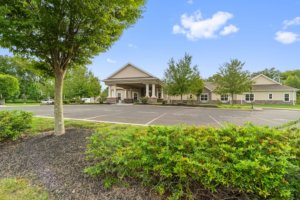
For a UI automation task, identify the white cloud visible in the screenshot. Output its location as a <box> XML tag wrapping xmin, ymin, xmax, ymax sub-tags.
<box><xmin>275</xmin><ymin>31</ymin><xmax>299</xmax><ymax>44</ymax></box>
<box><xmin>283</xmin><ymin>17</ymin><xmax>300</xmax><ymax>29</ymax></box>
<box><xmin>128</xmin><ymin>43</ymin><xmax>138</xmax><ymax>48</ymax></box>
<box><xmin>187</xmin><ymin>0</ymin><xmax>193</xmax><ymax>4</ymax></box>
<box><xmin>106</xmin><ymin>58</ymin><xmax>117</xmax><ymax>64</ymax></box>
<box><xmin>172</xmin><ymin>11</ymin><xmax>238</xmax><ymax>40</ymax></box>
<box><xmin>220</xmin><ymin>24</ymin><xmax>239</xmax><ymax>35</ymax></box>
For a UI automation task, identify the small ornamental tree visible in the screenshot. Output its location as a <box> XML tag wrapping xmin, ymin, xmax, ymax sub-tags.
<box><xmin>0</xmin><ymin>0</ymin><xmax>145</xmax><ymax>134</ymax></box>
<box><xmin>0</xmin><ymin>74</ymin><xmax>19</xmax><ymax>104</ymax></box>
<box><xmin>213</xmin><ymin>59</ymin><xmax>252</xmax><ymax>104</ymax></box>
<box><xmin>164</xmin><ymin>53</ymin><xmax>204</xmax><ymax>101</ymax></box>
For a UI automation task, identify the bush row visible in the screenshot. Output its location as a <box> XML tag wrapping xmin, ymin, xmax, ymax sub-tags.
<box><xmin>85</xmin><ymin>125</ymin><xmax>299</xmax><ymax>200</ymax></box>
<box><xmin>0</xmin><ymin>110</ymin><xmax>32</xmax><ymax>142</ymax></box>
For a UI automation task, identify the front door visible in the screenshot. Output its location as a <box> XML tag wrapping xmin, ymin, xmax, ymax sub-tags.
<box><xmin>117</xmin><ymin>93</ymin><xmax>122</xmax><ymax>101</ymax></box>
<box><xmin>133</xmin><ymin>93</ymin><xmax>138</xmax><ymax>100</ymax></box>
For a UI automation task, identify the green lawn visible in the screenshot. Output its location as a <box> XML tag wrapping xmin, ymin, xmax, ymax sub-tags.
<box><xmin>5</xmin><ymin>103</ymin><xmax>41</xmax><ymax>107</ymax></box>
<box><xmin>0</xmin><ymin>178</ymin><xmax>48</xmax><ymax>200</ymax></box>
<box><xmin>29</xmin><ymin>117</ymin><xmax>124</xmax><ymax>135</ymax></box>
<box><xmin>218</xmin><ymin>104</ymin><xmax>300</xmax><ymax>110</ymax></box>
<box><xmin>254</xmin><ymin>104</ymin><xmax>300</xmax><ymax>109</ymax></box>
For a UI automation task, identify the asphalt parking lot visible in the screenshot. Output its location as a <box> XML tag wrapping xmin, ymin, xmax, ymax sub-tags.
<box><xmin>2</xmin><ymin>104</ymin><xmax>300</xmax><ymax>127</ymax></box>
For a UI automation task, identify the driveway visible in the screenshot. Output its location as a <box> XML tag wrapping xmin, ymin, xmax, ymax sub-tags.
<box><xmin>2</xmin><ymin>104</ymin><xmax>300</xmax><ymax>127</ymax></box>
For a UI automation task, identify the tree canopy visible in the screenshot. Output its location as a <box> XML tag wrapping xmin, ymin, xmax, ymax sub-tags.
<box><xmin>0</xmin><ymin>0</ymin><xmax>146</xmax><ymax>134</ymax></box>
<box><xmin>163</xmin><ymin>53</ymin><xmax>203</xmax><ymax>100</ymax></box>
<box><xmin>213</xmin><ymin>59</ymin><xmax>252</xmax><ymax>104</ymax></box>
<box><xmin>0</xmin><ymin>56</ymin><xmax>46</xmax><ymax>101</ymax></box>
<box><xmin>64</xmin><ymin>65</ymin><xmax>101</xmax><ymax>99</ymax></box>
<box><xmin>282</xmin><ymin>70</ymin><xmax>300</xmax><ymax>90</ymax></box>
<box><xmin>0</xmin><ymin>74</ymin><xmax>19</xmax><ymax>103</ymax></box>
<box><xmin>251</xmin><ymin>67</ymin><xmax>281</xmax><ymax>82</ymax></box>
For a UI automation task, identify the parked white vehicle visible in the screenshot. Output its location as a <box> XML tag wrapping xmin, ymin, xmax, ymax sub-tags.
<box><xmin>41</xmin><ymin>99</ymin><xmax>54</xmax><ymax>105</ymax></box>
<box><xmin>81</xmin><ymin>97</ymin><xmax>95</xmax><ymax>103</ymax></box>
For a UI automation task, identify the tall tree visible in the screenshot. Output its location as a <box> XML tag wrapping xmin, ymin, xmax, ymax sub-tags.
<box><xmin>64</xmin><ymin>65</ymin><xmax>100</xmax><ymax>99</ymax></box>
<box><xmin>282</xmin><ymin>70</ymin><xmax>300</xmax><ymax>89</ymax></box>
<box><xmin>251</xmin><ymin>67</ymin><xmax>281</xmax><ymax>82</ymax></box>
<box><xmin>164</xmin><ymin>53</ymin><xmax>203</xmax><ymax>100</ymax></box>
<box><xmin>214</xmin><ymin>59</ymin><xmax>252</xmax><ymax>104</ymax></box>
<box><xmin>0</xmin><ymin>74</ymin><xmax>19</xmax><ymax>104</ymax></box>
<box><xmin>0</xmin><ymin>0</ymin><xmax>145</xmax><ymax>134</ymax></box>
<box><xmin>0</xmin><ymin>56</ymin><xmax>45</xmax><ymax>101</ymax></box>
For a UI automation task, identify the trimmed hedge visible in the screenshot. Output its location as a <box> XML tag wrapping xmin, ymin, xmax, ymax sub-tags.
<box><xmin>0</xmin><ymin>110</ymin><xmax>32</xmax><ymax>141</ymax></box>
<box><xmin>85</xmin><ymin>125</ymin><xmax>299</xmax><ymax>200</ymax></box>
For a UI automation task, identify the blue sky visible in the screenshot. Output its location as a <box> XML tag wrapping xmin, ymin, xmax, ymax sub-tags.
<box><xmin>1</xmin><ymin>0</ymin><xmax>300</xmax><ymax>82</ymax></box>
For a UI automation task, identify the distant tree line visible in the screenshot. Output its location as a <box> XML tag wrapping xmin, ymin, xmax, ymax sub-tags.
<box><xmin>0</xmin><ymin>55</ymin><xmax>101</xmax><ymax>103</ymax></box>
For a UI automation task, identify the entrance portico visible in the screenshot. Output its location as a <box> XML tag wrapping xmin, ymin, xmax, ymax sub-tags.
<box><xmin>104</xmin><ymin>63</ymin><xmax>163</xmax><ymax>104</ymax></box>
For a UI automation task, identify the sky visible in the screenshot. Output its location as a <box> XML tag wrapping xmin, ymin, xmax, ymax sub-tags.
<box><xmin>1</xmin><ymin>0</ymin><xmax>300</xmax><ymax>83</ymax></box>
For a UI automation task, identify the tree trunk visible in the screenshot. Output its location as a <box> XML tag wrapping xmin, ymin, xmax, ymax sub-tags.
<box><xmin>54</xmin><ymin>69</ymin><xmax>66</xmax><ymax>135</ymax></box>
<box><xmin>0</xmin><ymin>98</ymin><xmax>5</xmax><ymax>105</ymax></box>
<box><xmin>231</xmin><ymin>93</ymin><xmax>234</xmax><ymax>105</ymax></box>
<box><xmin>180</xmin><ymin>94</ymin><xmax>183</xmax><ymax>101</ymax></box>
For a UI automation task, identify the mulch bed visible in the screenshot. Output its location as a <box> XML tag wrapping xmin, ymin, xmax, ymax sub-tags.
<box><xmin>0</xmin><ymin>129</ymin><xmax>160</xmax><ymax>200</ymax></box>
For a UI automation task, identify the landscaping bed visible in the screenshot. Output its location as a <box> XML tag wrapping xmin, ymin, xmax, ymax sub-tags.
<box><xmin>1</xmin><ymin>114</ymin><xmax>299</xmax><ymax>199</ymax></box>
<box><xmin>0</xmin><ymin>128</ymin><xmax>160</xmax><ymax>200</ymax></box>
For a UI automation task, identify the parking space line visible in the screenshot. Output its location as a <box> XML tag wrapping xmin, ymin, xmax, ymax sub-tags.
<box><xmin>145</xmin><ymin>113</ymin><xmax>167</xmax><ymax>125</ymax></box>
<box><xmin>255</xmin><ymin>117</ymin><xmax>281</xmax><ymax>125</ymax></box>
<box><xmin>36</xmin><ymin>115</ymin><xmax>147</xmax><ymax>126</ymax></box>
<box><xmin>84</xmin><ymin>115</ymin><xmax>108</xmax><ymax>120</ymax></box>
<box><xmin>208</xmin><ymin>115</ymin><xmax>224</xmax><ymax>127</ymax></box>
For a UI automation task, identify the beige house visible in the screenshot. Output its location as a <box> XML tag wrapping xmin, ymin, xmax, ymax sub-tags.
<box><xmin>103</xmin><ymin>63</ymin><xmax>164</xmax><ymax>104</ymax></box>
<box><xmin>104</xmin><ymin>64</ymin><xmax>298</xmax><ymax>105</ymax></box>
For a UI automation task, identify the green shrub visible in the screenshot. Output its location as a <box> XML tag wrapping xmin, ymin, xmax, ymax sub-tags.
<box><xmin>6</xmin><ymin>99</ymin><xmax>40</xmax><ymax>103</ymax></box>
<box><xmin>85</xmin><ymin>125</ymin><xmax>299</xmax><ymax>200</ymax></box>
<box><xmin>63</xmin><ymin>99</ymin><xmax>70</xmax><ymax>104</ymax></box>
<box><xmin>0</xmin><ymin>110</ymin><xmax>33</xmax><ymax>141</ymax></box>
<box><xmin>139</xmin><ymin>96</ymin><xmax>149</xmax><ymax>104</ymax></box>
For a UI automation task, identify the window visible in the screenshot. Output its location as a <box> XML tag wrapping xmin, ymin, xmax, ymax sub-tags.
<box><xmin>284</xmin><ymin>94</ymin><xmax>289</xmax><ymax>102</ymax></box>
<box><xmin>200</xmin><ymin>94</ymin><xmax>208</xmax><ymax>101</ymax></box>
<box><xmin>221</xmin><ymin>94</ymin><xmax>229</xmax><ymax>102</ymax></box>
<box><xmin>269</xmin><ymin>94</ymin><xmax>272</xmax><ymax>100</ymax></box>
<box><xmin>245</xmin><ymin>94</ymin><xmax>254</xmax><ymax>102</ymax></box>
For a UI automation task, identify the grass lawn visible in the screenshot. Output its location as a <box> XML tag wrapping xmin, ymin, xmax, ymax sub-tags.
<box><xmin>0</xmin><ymin>178</ymin><xmax>48</xmax><ymax>200</ymax></box>
<box><xmin>29</xmin><ymin>117</ymin><xmax>123</xmax><ymax>135</ymax></box>
<box><xmin>218</xmin><ymin>103</ymin><xmax>300</xmax><ymax>110</ymax></box>
<box><xmin>5</xmin><ymin>103</ymin><xmax>41</xmax><ymax>107</ymax></box>
<box><xmin>254</xmin><ymin>104</ymin><xmax>300</xmax><ymax>109</ymax></box>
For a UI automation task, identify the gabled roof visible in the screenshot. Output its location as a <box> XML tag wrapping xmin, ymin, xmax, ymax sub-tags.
<box><xmin>104</xmin><ymin>63</ymin><xmax>160</xmax><ymax>81</ymax></box>
<box><xmin>203</xmin><ymin>76</ymin><xmax>298</xmax><ymax>92</ymax></box>
<box><xmin>252</xmin><ymin>84</ymin><xmax>298</xmax><ymax>92</ymax></box>
<box><xmin>204</xmin><ymin>81</ymin><xmax>217</xmax><ymax>91</ymax></box>
<box><xmin>251</xmin><ymin>74</ymin><xmax>281</xmax><ymax>85</ymax></box>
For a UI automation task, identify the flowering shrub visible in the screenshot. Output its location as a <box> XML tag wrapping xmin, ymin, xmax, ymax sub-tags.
<box><xmin>85</xmin><ymin>125</ymin><xmax>299</xmax><ymax>199</ymax></box>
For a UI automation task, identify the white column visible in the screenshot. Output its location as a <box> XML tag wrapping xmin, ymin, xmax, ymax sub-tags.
<box><xmin>146</xmin><ymin>84</ymin><xmax>149</xmax><ymax>97</ymax></box>
<box><xmin>151</xmin><ymin>84</ymin><xmax>156</xmax><ymax>98</ymax></box>
<box><xmin>161</xmin><ymin>88</ymin><xmax>164</xmax><ymax>99</ymax></box>
<box><xmin>112</xmin><ymin>86</ymin><xmax>116</xmax><ymax>98</ymax></box>
<box><xmin>124</xmin><ymin>89</ymin><xmax>127</xmax><ymax>99</ymax></box>
<box><xmin>108</xmin><ymin>86</ymin><xmax>111</xmax><ymax>98</ymax></box>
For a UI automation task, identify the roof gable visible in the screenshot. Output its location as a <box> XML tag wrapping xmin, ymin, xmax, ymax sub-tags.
<box><xmin>106</xmin><ymin>63</ymin><xmax>156</xmax><ymax>79</ymax></box>
<box><xmin>251</xmin><ymin>74</ymin><xmax>281</xmax><ymax>85</ymax></box>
